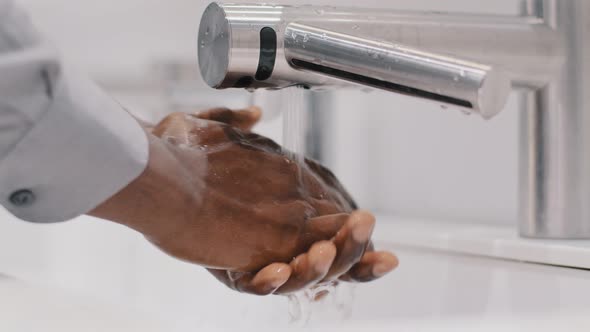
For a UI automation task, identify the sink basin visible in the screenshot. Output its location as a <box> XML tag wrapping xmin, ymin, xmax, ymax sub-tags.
<box><xmin>3</xmin><ymin>237</ymin><xmax>589</xmax><ymax>332</ymax></box>
<box><xmin>187</xmin><ymin>245</ymin><xmax>590</xmax><ymax>331</ymax></box>
<box><xmin>0</xmin><ymin>276</ymin><xmax>165</xmax><ymax>332</ymax></box>
<box><xmin>2</xmin><ymin>211</ymin><xmax>590</xmax><ymax>331</ymax></box>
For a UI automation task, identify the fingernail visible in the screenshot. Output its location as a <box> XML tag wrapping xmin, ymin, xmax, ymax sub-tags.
<box><xmin>351</xmin><ymin>211</ymin><xmax>376</xmax><ymax>242</ymax></box>
<box><xmin>271</xmin><ymin>277</ymin><xmax>288</xmax><ymax>289</ymax></box>
<box><xmin>352</xmin><ymin>223</ymin><xmax>374</xmax><ymax>242</ymax></box>
<box><xmin>257</xmin><ymin>276</ymin><xmax>287</xmax><ymax>295</ymax></box>
<box><xmin>372</xmin><ymin>262</ymin><xmax>395</xmax><ymax>278</ymax></box>
<box><xmin>313</xmin><ymin>261</ymin><xmax>330</xmax><ymax>275</ymax></box>
<box><xmin>270</xmin><ymin>266</ymin><xmax>291</xmax><ymax>288</ymax></box>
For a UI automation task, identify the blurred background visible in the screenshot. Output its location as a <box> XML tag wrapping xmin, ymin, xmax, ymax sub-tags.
<box><xmin>0</xmin><ymin>0</ymin><xmax>543</xmax><ymax>330</ymax></box>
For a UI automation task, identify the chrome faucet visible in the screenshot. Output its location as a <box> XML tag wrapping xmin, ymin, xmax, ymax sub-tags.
<box><xmin>197</xmin><ymin>1</ymin><xmax>590</xmax><ymax>239</ymax></box>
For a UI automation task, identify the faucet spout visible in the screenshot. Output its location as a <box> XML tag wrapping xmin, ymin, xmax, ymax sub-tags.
<box><xmin>283</xmin><ymin>23</ymin><xmax>510</xmax><ymax>119</ymax></box>
<box><xmin>198</xmin><ymin>2</ymin><xmax>510</xmax><ymax>118</ymax></box>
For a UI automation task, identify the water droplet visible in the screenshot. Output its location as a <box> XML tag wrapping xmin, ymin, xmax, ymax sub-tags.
<box><xmin>303</xmin><ymin>34</ymin><xmax>310</xmax><ymax>42</ymax></box>
<box><xmin>321</xmin><ymin>33</ymin><xmax>327</xmax><ymax>40</ymax></box>
<box><xmin>200</xmin><ymin>40</ymin><xmax>205</xmax><ymax>48</ymax></box>
<box><xmin>288</xmin><ymin>294</ymin><xmax>304</xmax><ymax>323</ymax></box>
<box><xmin>205</xmin><ymin>27</ymin><xmax>210</xmax><ymax>36</ymax></box>
<box><xmin>314</xmin><ymin>8</ymin><xmax>325</xmax><ymax>15</ymax></box>
<box><xmin>460</xmin><ymin>69</ymin><xmax>466</xmax><ymax>77</ymax></box>
<box><xmin>352</xmin><ymin>25</ymin><xmax>360</xmax><ymax>30</ymax></box>
<box><xmin>440</xmin><ymin>104</ymin><xmax>449</xmax><ymax>110</ymax></box>
<box><xmin>453</xmin><ymin>76</ymin><xmax>459</xmax><ymax>82</ymax></box>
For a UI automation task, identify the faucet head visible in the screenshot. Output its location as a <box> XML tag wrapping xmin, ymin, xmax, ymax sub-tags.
<box><xmin>198</xmin><ymin>2</ymin><xmax>231</xmax><ymax>88</ymax></box>
<box><xmin>198</xmin><ymin>2</ymin><xmax>510</xmax><ymax>118</ymax></box>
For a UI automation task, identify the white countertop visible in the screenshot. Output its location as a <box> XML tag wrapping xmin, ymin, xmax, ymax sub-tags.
<box><xmin>0</xmin><ymin>275</ymin><xmax>165</xmax><ymax>332</ymax></box>
<box><xmin>2</xmin><ymin>217</ymin><xmax>590</xmax><ymax>332</ymax></box>
<box><xmin>374</xmin><ymin>216</ymin><xmax>590</xmax><ymax>269</ymax></box>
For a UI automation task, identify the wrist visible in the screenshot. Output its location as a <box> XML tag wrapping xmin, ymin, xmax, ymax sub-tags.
<box><xmin>89</xmin><ymin>134</ymin><xmax>202</xmax><ymax>234</ymax></box>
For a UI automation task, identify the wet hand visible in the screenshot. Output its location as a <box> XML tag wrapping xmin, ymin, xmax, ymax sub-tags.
<box><xmin>91</xmin><ymin>107</ymin><xmax>397</xmax><ymax>295</ymax></box>
<box><xmin>192</xmin><ymin>108</ymin><xmax>398</xmax><ymax>295</ymax></box>
<box><xmin>209</xmin><ymin>211</ymin><xmax>398</xmax><ymax>295</ymax></box>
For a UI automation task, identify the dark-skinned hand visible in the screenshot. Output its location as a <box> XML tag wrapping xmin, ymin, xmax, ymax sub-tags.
<box><xmin>91</xmin><ymin>107</ymin><xmax>398</xmax><ymax>296</ymax></box>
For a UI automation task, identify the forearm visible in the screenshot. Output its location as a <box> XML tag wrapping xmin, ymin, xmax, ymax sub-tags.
<box><xmin>89</xmin><ymin>134</ymin><xmax>204</xmax><ymax>235</ymax></box>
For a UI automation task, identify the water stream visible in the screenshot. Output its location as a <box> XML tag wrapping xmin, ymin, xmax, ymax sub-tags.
<box><xmin>281</xmin><ymin>86</ymin><xmax>356</xmax><ymax>326</ymax></box>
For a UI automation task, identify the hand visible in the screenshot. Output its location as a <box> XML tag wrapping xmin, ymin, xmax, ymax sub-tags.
<box><xmin>90</xmin><ymin>107</ymin><xmax>398</xmax><ymax>295</ymax></box>
<box><xmin>209</xmin><ymin>211</ymin><xmax>398</xmax><ymax>296</ymax></box>
<box><xmin>195</xmin><ymin>108</ymin><xmax>397</xmax><ymax>295</ymax></box>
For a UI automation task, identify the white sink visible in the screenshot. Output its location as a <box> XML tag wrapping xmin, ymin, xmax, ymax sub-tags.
<box><xmin>2</xmin><ymin>239</ymin><xmax>589</xmax><ymax>332</ymax></box>
<box><xmin>0</xmin><ymin>276</ymin><xmax>165</xmax><ymax>332</ymax></box>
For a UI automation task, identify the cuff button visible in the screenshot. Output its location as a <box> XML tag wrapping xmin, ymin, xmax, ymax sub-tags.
<box><xmin>9</xmin><ymin>190</ymin><xmax>36</xmax><ymax>207</ymax></box>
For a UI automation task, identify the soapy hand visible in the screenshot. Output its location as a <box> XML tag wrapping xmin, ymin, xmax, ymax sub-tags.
<box><xmin>91</xmin><ymin>107</ymin><xmax>397</xmax><ymax>295</ymax></box>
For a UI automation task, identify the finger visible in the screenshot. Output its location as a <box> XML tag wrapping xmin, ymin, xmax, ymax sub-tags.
<box><xmin>234</xmin><ymin>263</ymin><xmax>292</xmax><ymax>296</ymax></box>
<box><xmin>322</xmin><ymin>210</ymin><xmax>375</xmax><ymax>282</ymax></box>
<box><xmin>304</xmin><ymin>213</ymin><xmax>349</xmax><ymax>244</ymax></box>
<box><xmin>275</xmin><ymin>241</ymin><xmax>337</xmax><ymax>295</ymax></box>
<box><xmin>339</xmin><ymin>251</ymin><xmax>399</xmax><ymax>283</ymax></box>
<box><xmin>194</xmin><ymin>106</ymin><xmax>262</xmax><ymax>131</ymax></box>
<box><xmin>337</xmin><ymin>241</ymin><xmax>373</xmax><ymax>282</ymax></box>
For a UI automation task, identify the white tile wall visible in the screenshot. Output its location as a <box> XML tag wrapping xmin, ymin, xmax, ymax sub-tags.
<box><xmin>325</xmin><ymin>89</ymin><xmax>519</xmax><ymax>225</ymax></box>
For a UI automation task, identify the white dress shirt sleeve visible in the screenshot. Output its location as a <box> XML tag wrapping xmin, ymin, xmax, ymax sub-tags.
<box><xmin>0</xmin><ymin>1</ymin><xmax>149</xmax><ymax>223</ymax></box>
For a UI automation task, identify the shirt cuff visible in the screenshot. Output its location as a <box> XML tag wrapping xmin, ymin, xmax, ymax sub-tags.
<box><xmin>0</xmin><ymin>67</ymin><xmax>149</xmax><ymax>223</ymax></box>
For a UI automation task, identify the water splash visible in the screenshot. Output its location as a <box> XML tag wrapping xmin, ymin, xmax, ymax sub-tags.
<box><xmin>288</xmin><ymin>283</ymin><xmax>356</xmax><ymax>327</ymax></box>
